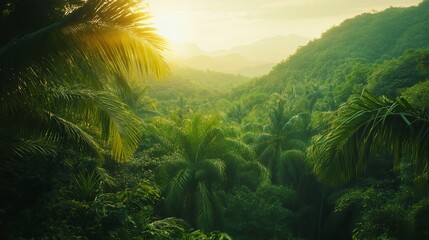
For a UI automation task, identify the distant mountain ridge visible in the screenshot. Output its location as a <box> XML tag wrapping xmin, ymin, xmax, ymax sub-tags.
<box><xmin>171</xmin><ymin>42</ymin><xmax>206</xmax><ymax>59</ymax></box>
<box><xmin>210</xmin><ymin>35</ymin><xmax>310</xmax><ymax>63</ymax></box>
<box><xmin>170</xmin><ymin>35</ymin><xmax>310</xmax><ymax>77</ymax></box>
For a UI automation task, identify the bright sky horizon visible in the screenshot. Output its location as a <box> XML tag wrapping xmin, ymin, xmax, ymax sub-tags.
<box><xmin>146</xmin><ymin>0</ymin><xmax>422</xmax><ymax>51</ymax></box>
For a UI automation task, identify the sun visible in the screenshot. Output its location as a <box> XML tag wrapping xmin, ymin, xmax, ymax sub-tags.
<box><xmin>152</xmin><ymin>14</ymin><xmax>190</xmax><ymax>43</ymax></box>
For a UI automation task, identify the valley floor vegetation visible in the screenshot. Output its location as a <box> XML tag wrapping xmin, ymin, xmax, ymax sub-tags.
<box><xmin>1</xmin><ymin>0</ymin><xmax>429</xmax><ymax>239</ymax></box>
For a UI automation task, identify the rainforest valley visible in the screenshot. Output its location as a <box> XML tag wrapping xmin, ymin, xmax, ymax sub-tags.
<box><xmin>1</xmin><ymin>0</ymin><xmax>429</xmax><ymax>239</ymax></box>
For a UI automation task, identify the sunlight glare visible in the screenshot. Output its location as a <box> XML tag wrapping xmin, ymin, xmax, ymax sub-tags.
<box><xmin>152</xmin><ymin>14</ymin><xmax>190</xmax><ymax>43</ymax></box>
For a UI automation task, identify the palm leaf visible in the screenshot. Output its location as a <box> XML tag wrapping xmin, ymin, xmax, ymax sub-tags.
<box><xmin>179</xmin><ymin>115</ymin><xmax>220</xmax><ymax>163</ymax></box>
<box><xmin>0</xmin><ymin>133</ymin><xmax>55</xmax><ymax>162</ymax></box>
<box><xmin>257</xmin><ymin>144</ymin><xmax>276</xmax><ymax>166</ymax></box>
<box><xmin>195</xmin><ymin>182</ymin><xmax>214</xmax><ymax>231</ymax></box>
<box><xmin>44</xmin><ymin>110</ymin><xmax>103</xmax><ymax>155</ymax></box>
<box><xmin>224</xmin><ymin>138</ymin><xmax>255</xmax><ymax>160</ymax></box>
<box><xmin>1</xmin><ymin>0</ymin><xmax>170</xmax><ymax>163</ymax></box>
<box><xmin>241</xmin><ymin>131</ymin><xmax>259</xmax><ymax>145</ymax></box>
<box><xmin>251</xmin><ymin>161</ymin><xmax>271</xmax><ymax>187</ymax></box>
<box><xmin>3</xmin><ymin>101</ymin><xmax>102</xmax><ymax>158</ymax></box>
<box><xmin>278</xmin><ymin>150</ymin><xmax>308</xmax><ymax>187</ymax></box>
<box><xmin>157</xmin><ymin>157</ymin><xmax>189</xmax><ymax>186</ymax></box>
<box><xmin>201</xmin><ymin>159</ymin><xmax>226</xmax><ymax>182</ymax></box>
<box><xmin>310</xmin><ymin>90</ymin><xmax>429</xmax><ymax>186</ymax></box>
<box><xmin>165</xmin><ymin>168</ymin><xmax>193</xmax><ymax>213</ymax></box>
<box><xmin>255</xmin><ymin>133</ymin><xmax>275</xmax><ymax>152</ymax></box>
<box><xmin>242</xmin><ymin>122</ymin><xmax>264</xmax><ymax>132</ymax></box>
<box><xmin>6</xmin><ymin>87</ymin><xmax>143</xmax><ymax>161</ymax></box>
<box><xmin>0</xmin><ymin>0</ymin><xmax>169</xmax><ymax>87</ymax></box>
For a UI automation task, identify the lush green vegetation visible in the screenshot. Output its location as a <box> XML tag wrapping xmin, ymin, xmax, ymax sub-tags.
<box><xmin>1</xmin><ymin>0</ymin><xmax>429</xmax><ymax>239</ymax></box>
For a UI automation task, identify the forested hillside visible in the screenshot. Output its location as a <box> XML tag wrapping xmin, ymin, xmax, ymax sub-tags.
<box><xmin>235</xmin><ymin>0</ymin><xmax>429</xmax><ymax>95</ymax></box>
<box><xmin>1</xmin><ymin>0</ymin><xmax>429</xmax><ymax>240</ymax></box>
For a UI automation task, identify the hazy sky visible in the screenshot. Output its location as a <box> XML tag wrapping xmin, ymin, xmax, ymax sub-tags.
<box><xmin>146</xmin><ymin>0</ymin><xmax>422</xmax><ymax>51</ymax></box>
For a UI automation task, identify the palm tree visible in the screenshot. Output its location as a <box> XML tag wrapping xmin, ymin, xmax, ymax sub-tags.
<box><xmin>255</xmin><ymin>99</ymin><xmax>309</xmax><ymax>183</ymax></box>
<box><xmin>227</xmin><ymin>103</ymin><xmax>247</xmax><ymax>123</ymax></box>
<box><xmin>277</xmin><ymin>150</ymin><xmax>308</xmax><ymax>189</ymax></box>
<box><xmin>310</xmin><ymin>90</ymin><xmax>429</xmax><ymax>186</ymax></box>
<box><xmin>156</xmin><ymin>115</ymin><xmax>252</xmax><ymax>231</ymax></box>
<box><xmin>0</xmin><ymin>0</ymin><xmax>170</xmax><ymax>162</ymax></box>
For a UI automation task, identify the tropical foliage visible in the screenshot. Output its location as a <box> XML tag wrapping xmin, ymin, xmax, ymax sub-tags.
<box><xmin>255</xmin><ymin>99</ymin><xmax>309</xmax><ymax>184</ymax></box>
<box><xmin>2</xmin><ymin>0</ymin><xmax>429</xmax><ymax>239</ymax></box>
<box><xmin>310</xmin><ymin>90</ymin><xmax>429</xmax><ymax>186</ymax></box>
<box><xmin>155</xmin><ymin>115</ymin><xmax>252</xmax><ymax>231</ymax></box>
<box><xmin>0</xmin><ymin>0</ymin><xmax>169</xmax><ymax>162</ymax></box>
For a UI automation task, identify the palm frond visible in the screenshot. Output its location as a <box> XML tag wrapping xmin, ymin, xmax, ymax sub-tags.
<box><xmin>195</xmin><ymin>181</ymin><xmax>214</xmax><ymax>231</ymax></box>
<box><xmin>255</xmin><ymin>133</ymin><xmax>275</xmax><ymax>150</ymax></box>
<box><xmin>95</xmin><ymin>166</ymin><xmax>116</xmax><ymax>187</ymax></box>
<box><xmin>251</xmin><ymin>161</ymin><xmax>271</xmax><ymax>187</ymax></box>
<box><xmin>157</xmin><ymin>157</ymin><xmax>189</xmax><ymax>186</ymax></box>
<box><xmin>48</xmin><ymin>87</ymin><xmax>142</xmax><ymax>161</ymax></box>
<box><xmin>278</xmin><ymin>150</ymin><xmax>308</xmax><ymax>187</ymax></box>
<box><xmin>241</xmin><ymin>131</ymin><xmax>259</xmax><ymax>145</ymax></box>
<box><xmin>310</xmin><ymin>90</ymin><xmax>429</xmax><ymax>186</ymax></box>
<box><xmin>2</xmin><ymin>87</ymin><xmax>143</xmax><ymax>162</ymax></box>
<box><xmin>45</xmin><ymin>110</ymin><xmax>103</xmax><ymax>154</ymax></box>
<box><xmin>281</xmin><ymin>122</ymin><xmax>296</xmax><ymax>134</ymax></box>
<box><xmin>242</xmin><ymin>122</ymin><xmax>264</xmax><ymax>132</ymax></box>
<box><xmin>151</xmin><ymin>116</ymin><xmax>183</xmax><ymax>148</ymax></box>
<box><xmin>2</xmin><ymin>94</ymin><xmax>102</xmax><ymax>158</ymax></box>
<box><xmin>223</xmin><ymin>138</ymin><xmax>255</xmax><ymax>160</ymax></box>
<box><xmin>202</xmin><ymin>159</ymin><xmax>226</xmax><ymax>182</ymax></box>
<box><xmin>0</xmin><ymin>0</ymin><xmax>169</xmax><ymax>87</ymax></box>
<box><xmin>1</xmin><ymin>0</ymin><xmax>170</xmax><ymax>163</ymax></box>
<box><xmin>286</xmin><ymin>139</ymin><xmax>308</xmax><ymax>151</ymax></box>
<box><xmin>94</xmin><ymin>93</ymin><xmax>142</xmax><ymax>161</ymax></box>
<box><xmin>0</xmin><ymin>134</ymin><xmax>55</xmax><ymax>161</ymax></box>
<box><xmin>198</xmin><ymin>128</ymin><xmax>227</xmax><ymax>159</ymax></box>
<box><xmin>222</xmin><ymin>125</ymin><xmax>241</xmax><ymax>138</ymax></box>
<box><xmin>257</xmin><ymin>144</ymin><xmax>276</xmax><ymax>166</ymax></box>
<box><xmin>165</xmin><ymin>168</ymin><xmax>192</xmax><ymax>213</ymax></box>
<box><xmin>182</xmin><ymin>115</ymin><xmax>221</xmax><ymax>163</ymax></box>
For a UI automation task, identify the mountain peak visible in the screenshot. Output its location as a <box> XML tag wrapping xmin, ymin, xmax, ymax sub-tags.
<box><xmin>171</xmin><ymin>34</ymin><xmax>310</xmax><ymax>77</ymax></box>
